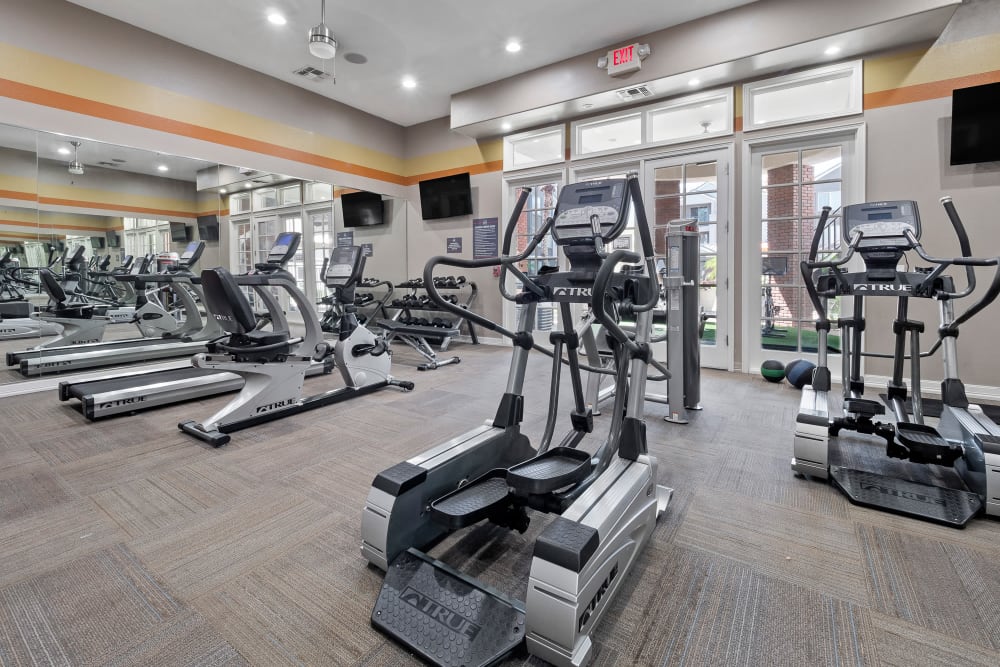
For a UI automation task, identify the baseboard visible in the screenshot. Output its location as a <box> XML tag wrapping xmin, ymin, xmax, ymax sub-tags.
<box><xmin>865</xmin><ymin>374</ymin><xmax>1000</xmax><ymax>404</ymax></box>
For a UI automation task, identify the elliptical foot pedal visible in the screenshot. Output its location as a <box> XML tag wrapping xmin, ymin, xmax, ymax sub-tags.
<box><xmin>830</xmin><ymin>466</ymin><xmax>981</xmax><ymax>527</ymax></box>
<box><xmin>844</xmin><ymin>398</ymin><xmax>885</xmax><ymax>417</ymax></box>
<box><xmin>372</xmin><ymin>549</ymin><xmax>525</xmax><ymax>667</ymax></box>
<box><xmin>507</xmin><ymin>447</ymin><xmax>592</xmax><ymax>495</ymax></box>
<box><xmin>430</xmin><ymin>469</ymin><xmax>511</xmax><ymax>529</ymax></box>
<box><xmin>894</xmin><ymin>423</ymin><xmax>963</xmax><ymax>466</ymax></box>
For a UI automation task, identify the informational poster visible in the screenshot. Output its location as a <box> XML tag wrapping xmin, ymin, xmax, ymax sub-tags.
<box><xmin>336</xmin><ymin>230</ymin><xmax>354</xmax><ymax>247</ymax></box>
<box><xmin>361</xmin><ymin>243</ymin><xmax>373</xmax><ymax>257</ymax></box>
<box><xmin>472</xmin><ymin>217</ymin><xmax>499</xmax><ymax>259</ymax></box>
<box><xmin>446</xmin><ymin>237</ymin><xmax>463</xmax><ymax>254</ymax></box>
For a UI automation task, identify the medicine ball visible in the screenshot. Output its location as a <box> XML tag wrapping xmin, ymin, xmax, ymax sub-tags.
<box><xmin>760</xmin><ymin>360</ymin><xmax>785</xmax><ymax>383</ymax></box>
<box><xmin>786</xmin><ymin>359</ymin><xmax>817</xmax><ymax>389</ymax></box>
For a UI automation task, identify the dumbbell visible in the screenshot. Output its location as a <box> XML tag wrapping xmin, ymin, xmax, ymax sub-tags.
<box><xmin>416</xmin><ymin>317</ymin><xmax>431</xmax><ymax>326</ymax></box>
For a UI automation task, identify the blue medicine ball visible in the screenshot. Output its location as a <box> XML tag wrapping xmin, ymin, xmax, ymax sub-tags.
<box><xmin>786</xmin><ymin>359</ymin><xmax>817</xmax><ymax>389</ymax></box>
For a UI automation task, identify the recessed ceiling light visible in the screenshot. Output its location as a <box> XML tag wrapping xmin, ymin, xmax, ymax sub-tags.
<box><xmin>267</xmin><ymin>11</ymin><xmax>286</xmax><ymax>26</ymax></box>
<box><xmin>157</xmin><ymin>165</ymin><xmax>169</xmax><ymax>172</ymax></box>
<box><xmin>401</xmin><ymin>75</ymin><xmax>417</xmax><ymax>89</ymax></box>
<box><xmin>219</xmin><ymin>188</ymin><xmax>227</xmax><ymax>194</ymax></box>
<box><xmin>824</xmin><ymin>45</ymin><xmax>841</xmax><ymax>56</ymax></box>
<box><xmin>501</xmin><ymin>122</ymin><xmax>512</xmax><ymax>131</ymax></box>
<box><xmin>505</xmin><ymin>40</ymin><xmax>521</xmax><ymax>53</ymax></box>
<box><xmin>57</xmin><ymin>147</ymin><xmax>71</xmax><ymax>155</ymax></box>
<box><xmin>244</xmin><ymin>182</ymin><xmax>253</xmax><ymax>188</ymax></box>
<box><xmin>582</xmin><ymin>103</ymin><xmax>594</xmax><ymax>109</ymax></box>
<box><xmin>688</xmin><ymin>78</ymin><xmax>700</xmax><ymax>87</ymax></box>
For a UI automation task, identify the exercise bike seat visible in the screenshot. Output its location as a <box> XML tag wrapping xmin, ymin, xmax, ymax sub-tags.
<box><xmin>38</xmin><ymin>268</ymin><xmax>94</xmax><ymax>318</ymax></box>
<box><xmin>201</xmin><ymin>267</ymin><xmax>293</xmax><ymax>361</ymax></box>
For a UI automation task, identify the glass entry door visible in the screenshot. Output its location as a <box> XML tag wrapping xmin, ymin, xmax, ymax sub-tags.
<box><xmin>644</xmin><ymin>149</ymin><xmax>731</xmax><ymax>369</ymax></box>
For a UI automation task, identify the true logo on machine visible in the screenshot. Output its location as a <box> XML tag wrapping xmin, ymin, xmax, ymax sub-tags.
<box><xmin>553</xmin><ymin>287</ymin><xmax>593</xmax><ymax>297</ymax></box>
<box><xmin>98</xmin><ymin>396</ymin><xmax>147</xmax><ymax>410</ymax></box>
<box><xmin>399</xmin><ymin>587</ymin><xmax>481</xmax><ymax>640</ymax></box>
<box><xmin>254</xmin><ymin>398</ymin><xmax>296</xmax><ymax>414</ymax></box>
<box><xmin>578</xmin><ymin>561</ymin><xmax>619</xmax><ymax>632</ymax></box>
<box><xmin>855</xmin><ymin>284</ymin><xmax>913</xmax><ymax>292</ymax></box>
<box><xmin>859</xmin><ymin>481</ymin><xmax>946</xmax><ymax>506</ymax></box>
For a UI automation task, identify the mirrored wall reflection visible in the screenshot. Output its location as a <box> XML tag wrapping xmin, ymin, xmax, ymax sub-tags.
<box><xmin>0</xmin><ymin>119</ymin><xmax>408</xmax><ymax>390</ymax></box>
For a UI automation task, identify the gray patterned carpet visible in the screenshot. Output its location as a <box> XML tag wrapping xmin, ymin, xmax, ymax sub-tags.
<box><xmin>1</xmin><ymin>343</ymin><xmax>999</xmax><ymax>666</ymax></box>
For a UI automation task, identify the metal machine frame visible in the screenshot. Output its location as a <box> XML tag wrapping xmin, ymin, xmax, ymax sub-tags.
<box><xmin>362</xmin><ymin>174</ymin><xmax>671</xmax><ymax>666</ymax></box>
<box><xmin>792</xmin><ymin>198</ymin><xmax>1000</xmax><ymax>525</ymax></box>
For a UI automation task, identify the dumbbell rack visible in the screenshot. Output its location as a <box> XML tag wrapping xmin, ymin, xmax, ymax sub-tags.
<box><xmin>388</xmin><ymin>278</ymin><xmax>479</xmax><ymax>349</ymax></box>
<box><xmin>319</xmin><ymin>278</ymin><xmax>393</xmax><ymax>333</ymax></box>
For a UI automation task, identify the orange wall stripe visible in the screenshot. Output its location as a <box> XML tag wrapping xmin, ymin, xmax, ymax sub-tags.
<box><xmin>0</xmin><ymin>230</ymin><xmax>46</xmax><ymax>240</ymax></box>
<box><xmin>404</xmin><ymin>160</ymin><xmax>504</xmax><ymax>186</ymax></box>
<box><xmin>0</xmin><ymin>77</ymin><xmax>409</xmax><ymax>187</ymax></box>
<box><xmin>734</xmin><ymin>116</ymin><xmax>743</xmax><ymax>132</ymax></box>
<box><xmin>0</xmin><ymin>188</ymin><xmax>37</xmax><ymax>202</ymax></box>
<box><xmin>864</xmin><ymin>69</ymin><xmax>1000</xmax><ymax>111</ymax></box>
<box><xmin>37</xmin><ymin>195</ymin><xmax>193</xmax><ymax>219</ymax></box>
<box><xmin>0</xmin><ymin>218</ymin><xmax>111</xmax><ymax>232</ymax></box>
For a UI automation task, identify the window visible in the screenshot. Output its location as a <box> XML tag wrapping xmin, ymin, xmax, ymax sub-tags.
<box><xmin>503</xmin><ymin>126</ymin><xmax>565</xmax><ymax>172</ymax></box>
<box><xmin>511</xmin><ymin>179</ymin><xmax>560</xmax><ymax>331</ymax></box>
<box><xmin>743</xmin><ymin>61</ymin><xmax>862</xmax><ymax>132</ymax></box>
<box><xmin>309</xmin><ymin>207</ymin><xmax>334</xmax><ymax>301</ymax></box>
<box><xmin>305</xmin><ymin>182</ymin><xmax>333</xmax><ymax>203</ymax></box>
<box><xmin>571</xmin><ymin>88</ymin><xmax>734</xmax><ymax>159</ymax></box>
<box><xmin>123</xmin><ymin>217</ymin><xmax>170</xmax><ymax>258</ymax></box>
<box><xmin>230</xmin><ymin>193</ymin><xmax>251</xmax><ymax>214</ymax></box>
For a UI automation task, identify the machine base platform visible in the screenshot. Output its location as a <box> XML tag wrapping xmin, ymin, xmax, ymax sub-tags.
<box><xmin>830</xmin><ymin>466</ymin><xmax>982</xmax><ymax>527</ymax></box>
<box><xmin>372</xmin><ymin>549</ymin><xmax>525</xmax><ymax>667</ymax></box>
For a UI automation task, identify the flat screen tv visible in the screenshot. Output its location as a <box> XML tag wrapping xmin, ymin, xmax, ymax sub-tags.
<box><xmin>419</xmin><ymin>172</ymin><xmax>472</xmax><ymax>220</ymax></box>
<box><xmin>197</xmin><ymin>214</ymin><xmax>220</xmax><ymax>241</ymax></box>
<box><xmin>90</xmin><ymin>236</ymin><xmax>106</xmax><ymax>249</ymax></box>
<box><xmin>105</xmin><ymin>230</ymin><xmax>120</xmax><ymax>248</ymax></box>
<box><xmin>342</xmin><ymin>191</ymin><xmax>385</xmax><ymax>227</ymax></box>
<box><xmin>169</xmin><ymin>221</ymin><xmax>190</xmax><ymax>243</ymax></box>
<box><xmin>950</xmin><ymin>81</ymin><xmax>1000</xmax><ymax>165</ymax></box>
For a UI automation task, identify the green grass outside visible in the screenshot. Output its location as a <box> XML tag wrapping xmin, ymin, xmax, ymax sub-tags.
<box><xmin>700</xmin><ymin>321</ymin><xmax>841</xmax><ymax>353</ymax></box>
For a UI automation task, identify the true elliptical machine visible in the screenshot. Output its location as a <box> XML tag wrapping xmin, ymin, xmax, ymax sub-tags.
<box><xmin>179</xmin><ymin>235</ymin><xmax>413</xmax><ymax>446</ymax></box>
<box><xmin>362</xmin><ymin>174</ymin><xmax>671</xmax><ymax>667</ymax></box>
<box><xmin>792</xmin><ymin>199</ymin><xmax>1000</xmax><ymax>526</ymax></box>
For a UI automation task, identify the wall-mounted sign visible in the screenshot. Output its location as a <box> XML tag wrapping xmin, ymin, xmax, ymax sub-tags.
<box><xmin>597</xmin><ymin>42</ymin><xmax>650</xmax><ymax>77</ymax></box>
<box><xmin>472</xmin><ymin>217</ymin><xmax>499</xmax><ymax>259</ymax></box>
<box><xmin>446</xmin><ymin>237</ymin><xmax>463</xmax><ymax>254</ymax></box>
<box><xmin>360</xmin><ymin>243</ymin><xmax>373</xmax><ymax>257</ymax></box>
<box><xmin>336</xmin><ymin>230</ymin><xmax>354</xmax><ymax>247</ymax></box>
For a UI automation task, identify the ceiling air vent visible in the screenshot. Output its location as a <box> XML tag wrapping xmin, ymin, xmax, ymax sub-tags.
<box><xmin>293</xmin><ymin>65</ymin><xmax>331</xmax><ymax>82</ymax></box>
<box><xmin>96</xmin><ymin>161</ymin><xmax>119</xmax><ymax>168</ymax></box>
<box><xmin>616</xmin><ymin>85</ymin><xmax>652</xmax><ymax>102</ymax></box>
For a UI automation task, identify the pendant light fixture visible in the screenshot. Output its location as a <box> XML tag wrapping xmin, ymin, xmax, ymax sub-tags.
<box><xmin>67</xmin><ymin>141</ymin><xmax>84</xmax><ymax>175</ymax></box>
<box><xmin>308</xmin><ymin>0</ymin><xmax>337</xmax><ymax>60</ymax></box>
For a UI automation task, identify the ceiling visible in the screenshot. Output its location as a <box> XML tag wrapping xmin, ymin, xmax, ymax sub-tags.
<box><xmin>66</xmin><ymin>0</ymin><xmax>761</xmax><ymax>127</ymax></box>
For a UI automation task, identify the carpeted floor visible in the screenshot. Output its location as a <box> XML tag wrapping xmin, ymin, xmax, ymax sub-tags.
<box><xmin>1</xmin><ymin>343</ymin><xmax>999</xmax><ymax>666</ymax></box>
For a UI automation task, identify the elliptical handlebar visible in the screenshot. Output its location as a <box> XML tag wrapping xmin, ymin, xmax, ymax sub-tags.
<box><xmin>591</xmin><ymin>249</ymin><xmax>642</xmax><ymax>353</ymax></box>
<box><xmin>421</xmin><ymin>186</ymin><xmax>540</xmax><ymax>339</ymax></box>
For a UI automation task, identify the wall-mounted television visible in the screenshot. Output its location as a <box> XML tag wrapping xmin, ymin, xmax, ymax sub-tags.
<box><xmin>342</xmin><ymin>191</ymin><xmax>385</xmax><ymax>227</ymax></box>
<box><xmin>419</xmin><ymin>172</ymin><xmax>472</xmax><ymax>220</ymax></box>
<box><xmin>90</xmin><ymin>236</ymin><xmax>106</xmax><ymax>249</ymax></box>
<box><xmin>197</xmin><ymin>214</ymin><xmax>220</xmax><ymax>241</ymax></box>
<box><xmin>169</xmin><ymin>221</ymin><xmax>191</xmax><ymax>243</ymax></box>
<box><xmin>950</xmin><ymin>81</ymin><xmax>1000</xmax><ymax>165</ymax></box>
<box><xmin>105</xmin><ymin>230</ymin><xmax>120</xmax><ymax>248</ymax></box>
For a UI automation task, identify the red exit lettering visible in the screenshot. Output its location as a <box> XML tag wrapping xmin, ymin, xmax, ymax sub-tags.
<box><xmin>613</xmin><ymin>45</ymin><xmax>634</xmax><ymax>66</ymax></box>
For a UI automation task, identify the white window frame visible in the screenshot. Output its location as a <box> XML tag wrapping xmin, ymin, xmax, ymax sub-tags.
<box><xmin>502</xmin><ymin>125</ymin><xmax>566</xmax><ymax>173</ymax></box>
<box><xmin>500</xmin><ymin>166</ymin><xmax>567</xmax><ymax>337</ymax></box>
<box><xmin>740</xmin><ymin>121</ymin><xmax>866</xmax><ymax>375</ymax></box>
<box><xmin>742</xmin><ymin>60</ymin><xmax>863</xmax><ymax>132</ymax></box>
<box><xmin>570</xmin><ymin>88</ymin><xmax>734</xmax><ymax>161</ymax></box>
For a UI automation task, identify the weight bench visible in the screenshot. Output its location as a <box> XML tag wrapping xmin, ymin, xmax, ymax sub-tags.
<box><xmin>375</xmin><ymin>318</ymin><xmax>460</xmax><ymax>371</ymax></box>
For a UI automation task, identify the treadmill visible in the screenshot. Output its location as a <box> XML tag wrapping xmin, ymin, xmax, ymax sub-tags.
<box><xmin>6</xmin><ymin>241</ymin><xmax>220</xmax><ymax>377</ymax></box>
<box><xmin>59</xmin><ymin>233</ymin><xmax>332</xmax><ymax>419</ymax></box>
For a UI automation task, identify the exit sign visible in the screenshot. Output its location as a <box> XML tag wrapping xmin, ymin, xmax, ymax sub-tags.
<box><xmin>602</xmin><ymin>42</ymin><xmax>648</xmax><ymax>77</ymax></box>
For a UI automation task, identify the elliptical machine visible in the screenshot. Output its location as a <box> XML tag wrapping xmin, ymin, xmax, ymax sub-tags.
<box><xmin>362</xmin><ymin>174</ymin><xmax>671</xmax><ymax>666</ymax></box>
<box><xmin>179</xmin><ymin>236</ymin><xmax>413</xmax><ymax>446</ymax></box>
<box><xmin>792</xmin><ymin>198</ymin><xmax>1000</xmax><ymax>526</ymax></box>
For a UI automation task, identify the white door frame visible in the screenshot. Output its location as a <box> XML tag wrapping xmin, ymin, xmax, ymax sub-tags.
<box><xmin>740</xmin><ymin>122</ymin><xmax>866</xmax><ymax>376</ymax></box>
<box><xmin>643</xmin><ymin>146</ymin><xmax>734</xmax><ymax>370</ymax></box>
